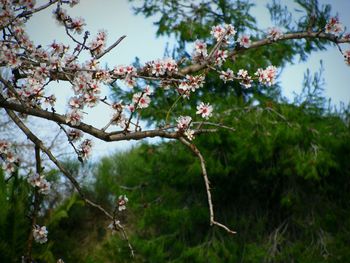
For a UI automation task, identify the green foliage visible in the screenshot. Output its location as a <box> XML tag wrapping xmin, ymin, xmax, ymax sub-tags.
<box><xmin>0</xmin><ymin>170</ymin><xmax>31</xmax><ymax>263</ymax></box>
<box><xmin>45</xmin><ymin>98</ymin><xmax>350</xmax><ymax>262</ymax></box>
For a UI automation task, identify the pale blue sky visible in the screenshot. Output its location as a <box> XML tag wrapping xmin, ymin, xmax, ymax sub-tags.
<box><xmin>24</xmin><ymin>0</ymin><xmax>350</xmax><ymax>157</ymax></box>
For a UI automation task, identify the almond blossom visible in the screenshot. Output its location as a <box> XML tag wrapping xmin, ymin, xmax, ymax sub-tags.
<box><xmin>255</xmin><ymin>65</ymin><xmax>278</xmax><ymax>86</ymax></box>
<box><xmin>132</xmin><ymin>92</ymin><xmax>151</xmax><ymax>109</ymax></box>
<box><xmin>214</xmin><ymin>49</ymin><xmax>228</xmax><ymax>66</ymax></box>
<box><xmin>0</xmin><ymin>141</ymin><xmax>18</xmax><ymax>174</ymax></box>
<box><xmin>184</xmin><ymin>129</ymin><xmax>195</xmax><ymax>141</ymax></box>
<box><xmin>67</xmin><ymin>129</ymin><xmax>83</xmax><ymax>142</ymax></box>
<box><xmin>66</xmin><ymin>109</ymin><xmax>83</xmax><ymax>126</ymax></box>
<box><xmin>118</xmin><ymin>195</ymin><xmax>129</xmax><ymax>211</ymax></box>
<box><xmin>192</xmin><ymin>40</ymin><xmax>208</xmax><ymax>61</ymax></box>
<box><xmin>237</xmin><ymin>69</ymin><xmax>253</xmax><ymax>88</ymax></box>
<box><xmin>238</xmin><ymin>34</ymin><xmax>251</xmax><ymax>48</ymax></box>
<box><xmin>33</xmin><ymin>225</ymin><xmax>48</xmax><ymax>244</ymax></box>
<box><xmin>176</xmin><ymin>116</ymin><xmax>192</xmax><ymax>130</ymax></box>
<box><xmin>211</xmin><ymin>24</ymin><xmax>236</xmax><ymax>43</ymax></box>
<box><xmin>196</xmin><ymin>102</ymin><xmax>213</xmax><ymax>119</ymax></box>
<box><xmin>178</xmin><ymin>75</ymin><xmax>205</xmax><ymax>95</ymax></box>
<box><xmin>79</xmin><ymin>139</ymin><xmax>93</xmax><ymax>160</ymax></box>
<box><xmin>89</xmin><ymin>30</ymin><xmax>107</xmax><ymax>56</ymax></box>
<box><xmin>325</xmin><ymin>17</ymin><xmax>344</xmax><ymax>36</ymax></box>
<box><xmin>220</xmin><ymin>69</ymin><xmax>234</xmax><ymax>83</ymax></box>
<box><xmin>27</xmin><ymin>173</ymin><xmax>51</xmax><ymax>195</ymax></box>
<box><xmin>149</xmin><ymin>58</ymin><xmax>178</xmax><ymax>76</ymax></box>
<box><xmin>267</xmin><ymin>27</ymin><xmax>282</xmax><ymax>41</ymax></box>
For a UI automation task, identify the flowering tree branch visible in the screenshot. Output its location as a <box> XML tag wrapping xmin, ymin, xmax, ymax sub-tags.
<box><xmin>1</xmin><ymin>1</ymin><xmax>350</xmax><ymax>259</ymax></box>
<box><xmin>4</xmin><ymin>106</ymin><xmax>135</xmax><ymax>256</ymax></box>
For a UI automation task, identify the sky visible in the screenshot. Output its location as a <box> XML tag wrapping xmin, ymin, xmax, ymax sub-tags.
<box><xmin>21</xmin><ymin>0</ymin><xmax>350</xmax><ymax>158</ymax></box>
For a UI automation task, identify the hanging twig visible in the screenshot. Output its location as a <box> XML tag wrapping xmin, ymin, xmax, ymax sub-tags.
<box><xmin>179</xmin><ymin>137</ymin><xmax>236</xmax><ymax>235</ymax></box>
<box><xmin>25</xmin><ymin>146</ymin><xmax>42</xmax><ymax>263</ymax></box>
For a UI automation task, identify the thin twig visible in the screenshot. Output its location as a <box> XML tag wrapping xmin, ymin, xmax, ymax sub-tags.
<box><xmin>95</xmin><ymin>35</ymin><xmax>126</xmax><ymax>59</ymax></box>
<box><xmin>179</xmin><ymin>137</ymin><xmax>236</xmax><ymax>235</ymax></box>
<box><xmin>25</xmin><ymin>146</ymin><xmax>42</xmax><ymax>263</ymax></box>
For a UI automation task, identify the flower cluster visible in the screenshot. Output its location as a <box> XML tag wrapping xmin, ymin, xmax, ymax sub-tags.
<box><xmin>176</xmin><ymin>116</ymin><xmax>195</xmax><ymax>140</ymax></box>
<box><xmin>67</xmin><ymin>129</ymin><xmax>83</xmax><ymax>142</ymax></box>
<box><xmin>344</xmin><ymin>50</ymin><xmax>350</xmax><ymax>66</ymax></box>
<box><xmin>148</xmin><ymin>58</ymin><xmax>178</xmax><ymax>76</ymax></box>
<box><xmin>255</xmin><ymin>66</ymin><xmax>278</xmax><ymax>86</ymax></box>
<box><xmin>219</xmin><ymin>68</ymin><xmax>234</xmax><ymax>83</ymax></box>
<box><xmin>66</xmin><ymin>109</ymin><xmax>83</xmax><ymax>126</ymax></box>
<box><xmin>214</xmin><ymin>49</ymin><xmax>228</xmax><ymax>66</ymax></box>
<box><xmin>78</xmin><ymin>139</ymin><xmax>93</xmax><ymax>160</ymax></box>
<box><xmin>66</xmin><ymin>70</ymin><xmax>104</xmax><ymax>124</ymax></box>
<box><xmin>325</xmin><ymin>17</ymin><xmax>344</xmax><ymax>36</ymax></box>
<box><xmin>178</xmin><ymin>75</ymin><xmax>205</xmax><ymax>98</ymax></box>
<box><xmin>118</xmin><ymin>195</ymin><xmax>129</xmax><ymax>211</ymax></box>
<box><xmin>267</xmin><ymin>27</ymin><xmax>282</xmax><ymax>41</ymax></box>
<box><xmin>176</xmin><ymin>116</ymin><xmax>192</xmax><ymax>130</ymax></box>
<box><xmin>0</xmin><ymin>140</ymin><xmax>18</xmax><ymax>174</ymax></box>
<box><xmin>192</xmin><ymin>40</ymin><xmax>208</xmax><ymax>61</ymax></box>
<box><xmin>131</xmin><ymin>85</ymin><xmax>153</xmax><ymax>110</ymax></box>
<box><xmin>113</xmin><ymin>65</ymin><xmax>136</xmax><ymax>88</ymax></box>
<box><xmin>53</xmin><ymin>7</ymin><xmax>85</xmax><ymax>34</ymax></box>
<box><xmin>27</xmin><ymin>173</ymin><xmax>51</xmax><ymax>195</ymax></box>
<box><xmin>237</xmin><ymin>69</ymin><xmax>253</xmax><ymax>88</ymax></box>
<box><xmin>210</xmin><ymin>24</ymin><xmax>236</xmax><ymax>43</ymax></box>
<box><xmin>196</xmin><ymin>102</ymin><xmax>213</xmax><ymax>119</ymax></box>
<box><xmin>89</xmin><ymin>31</ymin><xmax>107</xmax><ymax>56</ymax></box>
<box><xmin>33</xmin><ymin>225</ymin><xmax>48</xmax><ymax>244</ymax></box>
<box><xmin>19</xmin><ymin>0</ymin><xmax>36</xmax><ymax>9</ymax></box>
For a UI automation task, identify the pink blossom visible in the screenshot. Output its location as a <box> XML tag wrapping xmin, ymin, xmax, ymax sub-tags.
<box><xmin>220</xmin><ymin>69</ymin><xmax>234</xmax><ymax>82</ymax></box>
<box><xmin>192</xmin><ymin>40</ymin><xmax>208</xmax><ymax>61</ymax></box>
<box><xmin>255</xmin><ymin>65</ymin><xmax>278</xmax><ymax>86</ymax></box>
<box><xmin>79</xmin><ymin>139</ymin><xmax>93</xmax><ymax>160</ymax></box>
<box><xmin>267</xmin><ymin>27</ymin><xmax>282</xmax><ymax>41</ymax></box>
<box><xmin>0</xmin><ymin>140</ymin><xmax>10</xmax><ymax>154</ymax></box>
<box><xmin>89</xmin><ymin>30</ymin><xmax>107</xmax><ymax>56</ymax></box>
<box><xmin>132</xmin><ymin>92</ymin><xmax>151</xmax><ymax>109</ymax></box>
<box><xmin>33</xmin><ymin>225</ymin><xmax>48</xmax><ymax>244</ymax></box>
<box><xmin>27</xmin><ymin>173</ymin><xmax>51</xmax><ymax>195</ymax></box>
<box><xmin>66</xmin><ymin>109</ymin><xmax>83</xmax><ymax>126</ymax></box>
<box><xmin>70</xmin><ymin>17</ymin><xmax>85</xmax><ymax>34</ymax></box>
<box><xmin>118</xmin><ymin>195</ymin><xmax>129</xmax><ymax>211</ymax></box>
<box><xmin>211</xmin><ymin>24</ymin><xmax>236</xmax><ymax>43</ymax></box>
<box><xmin>344</xmin><ymin>50</ymin><xmax>350</xmax><ymax>66</ymax></box>
<box><xmin>113</xmin><ymin>65</ymin><xmax>126</xmax><ymax>76</ymax></box>
<box><xmin>69</xmin><ymin>97</ymin><xmax>83</xmax><ymax>109</ymax></box>
<box><xmin>2</xmin><ymin>162</ymin><xmax>15</xmax><ymax>173</ymax></box>
<box><xmin>214</xmin><ymin>49</ymin><xmax>228</xmax><ymax>66</ymax></box>
<box><xmin>196</xmin><ymin>102</ymin><xmax>213</xmax><ymax>119</ymax></box>
<box><xmin>151</xmin><ymin>59</ymin><xmax>165</xmax><ymax>76</ymax></box>
<box><xmin>238</xmin><ymin>34</ymin><xmax>251</xmax><ymax>48</ymax></box>
<box><xmin>237</xmin><ymin>69</ymin><xmax>252</xmax><ymax>88</ymax></box>
<box><xmin>325</xmin><ymin>17</ymin><xmax>344</xmax><ymax>36</ymax></box>
<box><xmin>143</xmin><ymin>85</ymin><xmax>153</xmax><ymax>96</ymax></box>
<box><xmin>184</xmin><ymin>129</ymin><xmax>195</xmax><ymax>141</ymax></box>
<box><xmin>67</xmin><ymin>129</ymin><xmax>83</xmax><ymax>142</ymax></box>
<box><xmin>176</xmin><ymin>116</ymin><xmax>192</xmax><ymax>130</ymax></box>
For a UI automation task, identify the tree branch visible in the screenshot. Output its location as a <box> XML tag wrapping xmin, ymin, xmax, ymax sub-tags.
<box><xmin>179</xmin><ymin>137</ymin><xmax>236</xmax><ymax>235</ymax></box>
